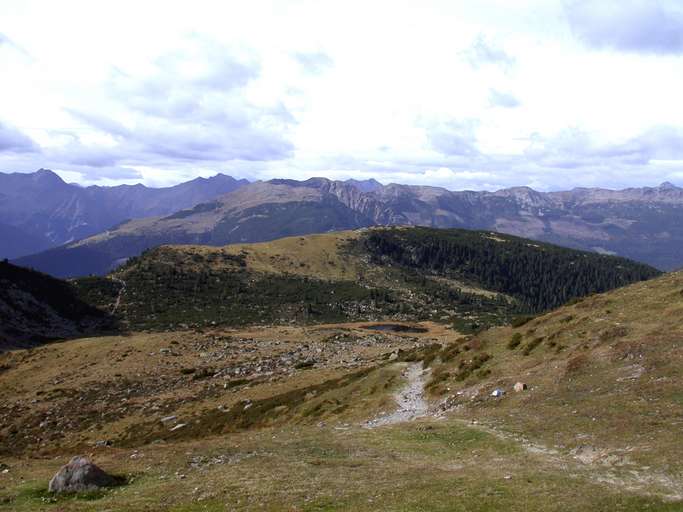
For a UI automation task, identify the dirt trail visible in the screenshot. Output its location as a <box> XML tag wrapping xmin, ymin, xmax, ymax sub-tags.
<box><xmin>454</xmin><ymin>417</ymin><xmax>683</xmax><ymax>502</ymax></box>
<box><xmin>364</xmin><ymin>363</ymin><xmax>429</xmax><ymax>428</ymax></box>
<box><xmin>110</xmin><ymin>277</ymin><xmax>126</xmax><ymax>315</ymax></box>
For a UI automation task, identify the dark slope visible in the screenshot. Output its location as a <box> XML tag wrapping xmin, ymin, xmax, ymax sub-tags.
<box><xmin>0</xmin><ymin>261</ymin><xmax>114</xmax><ymax>351</ymax></box>
<box><xmin>362</xmin><ymin>227</ymin><xmax>661</xmax><ymax>312</ymax></box>
<box><xmin>0</xmin><ymin>222</ymin><xmax>52</xmax><ymax>260</ymax></box>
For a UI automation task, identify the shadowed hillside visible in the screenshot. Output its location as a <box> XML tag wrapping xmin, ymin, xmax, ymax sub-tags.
<box><xmin>0</xmin><ymin>261</ymin><xmax>115</xmax><ymax>351</ymax></box>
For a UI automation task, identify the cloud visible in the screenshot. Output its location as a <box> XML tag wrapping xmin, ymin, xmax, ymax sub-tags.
<box><xmin>0</xmin><ymin>121</ymin><xmax>38</xmax><ymax>153</ymax></box>
<box><xmin>488</xmin><ymin>89</ymin><xmax>520</xmax><ymax>108</ymax></box>
<box><xmin>564</xmin><ymin>0</ymin><xmax>683</xmax><ymax>54</ymax></box>
<box><xmin>63</xmin><ymin>37</ymin><xmax>295</xmax><ymax>167</ymax></box>
<box><xmin>0</xmin><ymin>32</ymin><xmax>32</xmax><ymax>58</ymax></box>
<box><xmin>462</xmin><ymin>34</ymin><xmax>515</xmax><ymax>70</ymax></box>
<box><xmin>425</xmin><ymin>119</ymin><xmax>480</xmax><ymax>157</ymax></box>
<box><xmin>293</xmin><ymin>51</ymin><xmax>333</xmax><ymax>75</ymax></box>
<box><xmin>524</xmin><ymin>126</ymin><xmax>683</xmax><ymax>169</ymax></box>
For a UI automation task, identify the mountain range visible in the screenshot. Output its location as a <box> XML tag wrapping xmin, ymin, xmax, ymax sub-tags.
<box><xmin>5</xmin><ymin>170</ymin><xmax>683</xmax><ymax>276</ymax></box>
<box><xmin>0</xmin><ymin>169</ymin><xmax>249</xmax><ymax>259</ymax></box>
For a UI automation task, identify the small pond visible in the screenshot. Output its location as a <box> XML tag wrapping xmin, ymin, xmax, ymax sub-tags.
<box><xmin>360</xmin><ymin>324</ymin><xmax>428</xmax><ymax>333</ymax></box>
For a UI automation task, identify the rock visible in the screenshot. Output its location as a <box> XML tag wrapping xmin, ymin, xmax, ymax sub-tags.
<box><xmin>48</xmin><ymin>456</ymin><xmax>120</xmax><ymax>493</ymax></box>
<box><xmin>513</xmin><ymin>382</ymin><xmax>528</xmax><ymax>392</ymax></box>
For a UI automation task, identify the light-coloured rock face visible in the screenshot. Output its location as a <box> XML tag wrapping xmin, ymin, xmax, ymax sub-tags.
<box><xmin>48</xmin><ymin>456</ymin><xmax>119</xmax><ymax>493</ymax></box>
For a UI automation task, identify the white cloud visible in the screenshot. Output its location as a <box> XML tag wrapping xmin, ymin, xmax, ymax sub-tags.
<box><xmin>0</xmin><ymin>0</ymin><xmax>682</xmax><ymax>190</ymax></box>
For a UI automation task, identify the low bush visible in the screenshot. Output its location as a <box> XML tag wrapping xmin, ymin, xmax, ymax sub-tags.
<box><xmin>507</xmin><ymin>332</ymin><xmax>523</xmax><ymax>349</ymax></box>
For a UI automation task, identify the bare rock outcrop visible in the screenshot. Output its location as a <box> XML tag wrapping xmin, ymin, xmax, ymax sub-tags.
<box><xmin>48</xmin><ymin>456</ymin><xmax>121</xmax><ymax>493</ymax></box>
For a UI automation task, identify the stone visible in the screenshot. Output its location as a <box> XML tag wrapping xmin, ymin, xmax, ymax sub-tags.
<box><xmin>48</xmin><ymin>456</ymin><xmax>120</xmax><ymax>493</ymax></box>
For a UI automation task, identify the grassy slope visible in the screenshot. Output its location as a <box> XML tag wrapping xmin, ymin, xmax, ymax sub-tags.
<box><xmin>1</xmin><ymin>232</ymin><xmax>679</xmax><ymax>510</ymax></box>
<box><xmin>2</xmin><ymin>422</ymin><xmax>679</xmax><ymax>512</ymax></box>
<box><xmin>2</xmin><ymin>273</ymin><xmax>683</xmax><ymax>509</ymax></box>
<box><xmin>72</xmin><ymin>227</ymin><xmax>660</xmax><ymax>334</ymax></box>
<box><xmin>73</xmin><ymin>230</ymin><xmax>517</xmax><ymax>332</ymax></box>
<box><xmin>424</xmin><ymin>270</ymin><xmax>683</xmax><ymax>475</ymax></box>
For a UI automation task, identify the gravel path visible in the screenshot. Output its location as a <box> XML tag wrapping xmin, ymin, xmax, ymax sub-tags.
<box><xmin>364</xmin><ymin>363</ymin><xmax>429</xmax><ymax>428</ymax></box>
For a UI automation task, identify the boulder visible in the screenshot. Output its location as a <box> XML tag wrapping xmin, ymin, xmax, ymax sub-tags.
<box><xmin>48</xmin><ymin>456</ymin><xmax>119</xmax><ymax>493</ymax></box>
<box><xmin>513</xmin><ymin>382</ymin><xmax>528</xmax><ymax>392</ymax></box>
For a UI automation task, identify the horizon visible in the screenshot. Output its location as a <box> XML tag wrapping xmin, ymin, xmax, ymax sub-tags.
<box><xmin>2</xmin><ymin>1</ymin><xmax>683</xmax><ymax>190</ymax></box>
<box><xmin>4</xmin><ymin>167</ymin><xmax>681</xmax><ymax>193</ymax></box>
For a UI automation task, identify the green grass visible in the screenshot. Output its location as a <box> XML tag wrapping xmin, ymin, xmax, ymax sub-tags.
<box><xmin>2</xmin><ymin>421</ymin><xmax>681</xmax><ymax>511</ymax></box>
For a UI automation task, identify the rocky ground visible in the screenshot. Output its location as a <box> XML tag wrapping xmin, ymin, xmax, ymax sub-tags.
<box><xmin>0</xmin><ymin>321</ymin><xmax>448</xmax><ymax>457</ymax></box>
<box><xmin>1</xmin><ymin>299</ymin><xmax>682</xmax><ymax>511</ymax></box>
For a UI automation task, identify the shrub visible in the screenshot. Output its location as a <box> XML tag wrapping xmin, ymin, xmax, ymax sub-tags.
<box><xmin>507</xmin><ymin>332</ymin><xmax>523</xmax><ymax>349</ymax></box>
<box><xmin>522</xmin><ymin>337</ymin><xmax>544</xmax><ymax>356</ymax></box>
<box><xmin>511</xmin><ymin>315</ymin><xmax>535</xmax><ymax>328</ymax></box>
<box><xmin>455</xmin><ymin>352</ymin><xmax>491</xmax><ymax>381</ymax></box>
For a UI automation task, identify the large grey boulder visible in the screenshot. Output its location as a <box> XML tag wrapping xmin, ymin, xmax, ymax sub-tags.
<box><xmin>48</xmin><ymin>456</ymin><xmax>119</xmax><ymax>493</ymax></box>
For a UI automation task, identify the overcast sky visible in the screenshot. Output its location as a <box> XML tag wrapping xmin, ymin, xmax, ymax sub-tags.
<box><xmin>2</xmin><ymin>0</ymin><xmax>683</xmax><ymax>190</ymax></box>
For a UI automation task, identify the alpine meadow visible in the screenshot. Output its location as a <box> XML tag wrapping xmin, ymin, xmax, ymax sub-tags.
<box><xmin>1</xmin><ymin>2</ymin><xmax>683</xmax><ymax>511</ymax></box>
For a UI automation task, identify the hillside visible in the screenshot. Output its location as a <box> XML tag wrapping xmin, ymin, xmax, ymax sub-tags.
<box><xmin>0</xmin><ymin>223</ymin><xmax>51</xmax><ymax>260</ymax></box>
<box><xmin>419</xmin><ymin>269</ymin><xmax>683</xmax><ymax>491</ymax></box>
<box><xmin>0</xmin><ymin>261</ymin><xmax>114</xmax><ymax>351</ymax></box>
<box><xmin>0</xmin><ymin>265</ymin><xmax>680</xmax><ymax>510</ymax></box>
<box><xmin>14</xmin><ymin>177</ymin><xmax>683</xmax><ymax>278</ymax></box>
<box><xmin>71</xmin><ymin>227</ymin><xmax>659</xmax><ymax>333</ymax></box>
<box><xmin>0</xmin><ymin>169</ymin><xmax>249</xmax><ymax>259</ymax></box>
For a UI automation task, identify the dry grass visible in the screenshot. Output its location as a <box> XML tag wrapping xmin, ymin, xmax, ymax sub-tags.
<box><xmin>2</xmin><ymin>273</ymin><xmax>683</xmax><ymax>510</ymax></box>
<box><xmin>427</xmin><ymin>271</ymin><xmax>683</xmax><ymax>477</ymax></box>
<box><xmin>2</xmin><ymin>421</ymin><xmax>680</xmax><ymax>511</ymax></box>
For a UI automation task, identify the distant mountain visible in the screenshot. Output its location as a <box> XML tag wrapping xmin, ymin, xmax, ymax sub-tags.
<box><xmin>12</xmin><ymin>177</ymin><xmax>683</xmax><ymax>276</ymax></box>
<box><xmin>0</xmin><ymin>169</ymin><xmax>249</xmax><ymax>259</ymax></box>
<box><xmin>14</xmin><ymin>180</ymin><xmax>374</xmax><ymax>277</ymax></box>
<box><xmin>0</xmin><ymin>222</ymin><xmax>51</xmax><ymax>259</ymax></box>
<box><xmin>0</xmin><ymin>260</ymin><xmax>114</xmax><ymax>351</ymax></box>
<box><xmin>344</xmin><ymin>178</ymin><xmax>383</xmax><ymax>192</ymax></box>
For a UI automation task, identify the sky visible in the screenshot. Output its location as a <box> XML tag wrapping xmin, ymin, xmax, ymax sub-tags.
<box><xmin>2</xmin><ymin>0</ymin><xmax>683</xmax><ymax>191</ymax></box>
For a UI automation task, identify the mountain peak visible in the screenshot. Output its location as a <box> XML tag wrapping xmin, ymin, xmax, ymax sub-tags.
<box><xmin>32</xmin><ymin>168</ymin><xmax>66</xmax><ymax>185</ymax></box>
<box><xmin>658</xmin><ymin>181</ymin><xmax>678</xmax><ymax>190</ymax></box>
<box><xmin>34</xmin><ymin>168</ymin><xmax>61</xmax><ymax>178</ymax></box>
<box><xmin>345</xmin><ymin>178</ymin><xmax>383</xmax><ymax>193</ymax></box>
